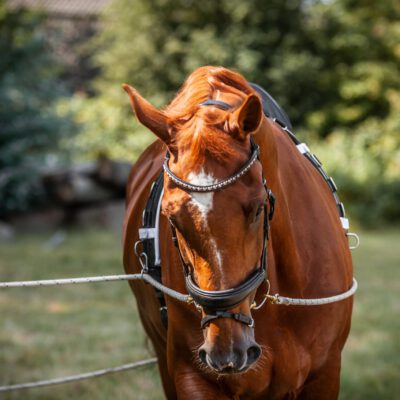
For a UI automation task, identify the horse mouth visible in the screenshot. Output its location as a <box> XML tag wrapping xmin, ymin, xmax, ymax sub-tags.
<box><xmin>201</xmin><ymin>352</ymin><xmax>254</xmax><ymax>375</ymax></box>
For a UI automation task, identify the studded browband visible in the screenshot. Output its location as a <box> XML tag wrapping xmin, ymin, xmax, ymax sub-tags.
<box><xmin>163</xmin><ymin>141</ymin><xmax>260</xmax><ymax>193</ymax></box>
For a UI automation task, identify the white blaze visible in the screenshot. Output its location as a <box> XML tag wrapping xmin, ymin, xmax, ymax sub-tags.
<box><xmin>187</xmin><ymin>170</ymin><xmax>222</xmax><ymax>269</ymax></box>
<box><xmin>187</xmin><ymin>170</ymin><xmax>215</xmax><ymax>218</ymax></box>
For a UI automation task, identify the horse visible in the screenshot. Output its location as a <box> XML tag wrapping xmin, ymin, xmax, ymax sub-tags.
<box><xmin>122</xmin><ymin>66</ymin><xmax>354</xmax><ymax>399</ymax></box>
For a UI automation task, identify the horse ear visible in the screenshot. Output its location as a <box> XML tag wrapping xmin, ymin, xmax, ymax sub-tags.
<box><xmin>122</xmin><ymin>84</ymin><xmax>170</xmax><ymax>143</ymax></box>
<box><xmin>232</xmin><ymin>94</ymin><xmax>263</xmax><ymax>139</ymax></box>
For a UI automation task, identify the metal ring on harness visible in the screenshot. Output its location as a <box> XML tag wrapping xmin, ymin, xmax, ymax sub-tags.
<box><xmin>347</xmin><ymin>232</ymin><xmax>360</xmax><ymax>250</ymax></box>
<box><xmin>251</xmin><ymin>279</ymin><xmax>271</xmax><ymax>310</ymax></box>
<box><xmin>134</xmin><ymin>240</ymin><xmax>149</xmax><ymax>273</ymax></box>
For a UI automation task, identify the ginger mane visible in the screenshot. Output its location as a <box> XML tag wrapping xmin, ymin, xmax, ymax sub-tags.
<box><xmin>164</xmin><ymin>66</ymin><xmax>255</xmax><ymax>166</ymax></box>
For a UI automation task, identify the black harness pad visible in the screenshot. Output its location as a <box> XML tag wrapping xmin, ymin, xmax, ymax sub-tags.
<box><xmin>140</xmin><ymin>172</ymin><xmax>167</xmax><ymax>328</ymax></box>
<box><xmin>250</xmin><ymin>83</ymin><xmax>293</xmax><ymax>130</ymax></box>
<box><xmin>141</xmin><ymin>173</ymin><xmax>164</xmax><ymax>276</ymax></box>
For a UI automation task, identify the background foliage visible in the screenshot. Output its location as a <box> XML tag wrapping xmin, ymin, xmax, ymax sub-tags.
<box><xmin>1</xmin><ymin>2</ymin><xmax>399</xmax><ymax>398</ymax></box>
<box><xmin>70</xmin><ymin>0</ymin><xmax>318</xmax><ymax>159</ymax></box>
<box><xmin>70</xmin><ymin>0</ymin><xmax>399</xmax><ymax>225</ymax></box>
<box><xmin>1</xmin><ymin>0</ymin><xmax>399</xmax><ymax>225</ymax></box>
<box><xmin>0</xmin><ymin>1</ymin><xmax>75</xmax><ymax>217</ymax></box>
<box><xmin>308</xmin><ymin>0</ymin><xmax>400</xmax><ymax>225</ymax></box>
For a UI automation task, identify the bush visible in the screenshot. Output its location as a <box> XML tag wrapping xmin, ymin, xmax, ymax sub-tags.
<box><xmin>0</xmin><ymin>3</ymin><xmax>75</xmax><ymax>217</ymax></box>
<box><xmin>310</xmin><ymin>100</ymin><xmax>400</xmax><ymax>226</ymax></box>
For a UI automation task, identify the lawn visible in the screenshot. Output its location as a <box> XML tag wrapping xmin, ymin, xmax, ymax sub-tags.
<box><xmin>0</xmin><ymin>229</ymin><xmax>399</xmax><ymax>399</ymax></box>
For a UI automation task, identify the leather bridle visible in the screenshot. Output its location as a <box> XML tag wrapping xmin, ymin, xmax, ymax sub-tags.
<box><xmin>163</xmin><ymin>99</ymin><xmax>275</xmax><ymax>329</ymax></box>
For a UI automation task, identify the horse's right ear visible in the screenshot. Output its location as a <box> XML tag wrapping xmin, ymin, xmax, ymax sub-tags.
<box><xmin>228</xmin><ymin>94</ymin><xmax>263</xmax><ymax>141</ymax></box>
<box><xmin>122</xmin><ymin>84</ymin><xmax>170</xmax><ymax>143</ymax></box>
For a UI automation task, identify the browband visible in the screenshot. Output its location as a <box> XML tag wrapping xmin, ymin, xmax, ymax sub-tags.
<box><xmin>163</xmin><ymin>139</ymin><xmax>260</xmax><ymax>193</ymax></box>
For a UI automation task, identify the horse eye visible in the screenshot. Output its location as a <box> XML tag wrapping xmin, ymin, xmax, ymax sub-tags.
<box><xmin>245</xmin><ymin>202</ymin><xmax>264</xmax><ymax>222</ymax></box>
<box><xmin>255</xmin><ymin>205</ymin><xmax>264</xmax><ymax>217</ymax></box>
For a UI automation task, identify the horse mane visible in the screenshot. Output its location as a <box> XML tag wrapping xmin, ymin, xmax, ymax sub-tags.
<box><xmin>164</xmin><ymin>66</ymin><xmax>256</xmax><ymax>166</ymax></box>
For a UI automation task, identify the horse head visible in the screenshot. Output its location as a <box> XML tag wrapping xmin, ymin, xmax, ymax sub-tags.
<box><xmin>123</xmin><ymin>67</ymin><xmax>268</xmax><ymax>374</ymax></box>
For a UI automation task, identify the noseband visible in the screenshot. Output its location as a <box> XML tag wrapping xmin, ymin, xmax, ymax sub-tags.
<box><xmin>163</xmin><ymin>99</ymin><xmax>275</xmax><ymax>329</ymax></box>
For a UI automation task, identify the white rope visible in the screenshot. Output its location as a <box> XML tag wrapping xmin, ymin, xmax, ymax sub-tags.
<box><xmin>0</xmin><ymin>274</ymin><xmax>357</xmax><ymax>306</ymax></box>
<box><xmin>271</xmin><ymin>278</ymin><xmax>358</xmax><ymax>306</ymax></box>
<box><xmin>0</xmin><ymin>274</ymin><xmax>144</xmax><ymax>288</ymax></box>
<box><xmin>0</xmin><ymin>273</ymin><xmax>191</xmax><ymax>303</ymax></box>
<box><xmin>0</xmin><ymin>358</ymin><xmax>157</xmax><ymax>392</ymax></box>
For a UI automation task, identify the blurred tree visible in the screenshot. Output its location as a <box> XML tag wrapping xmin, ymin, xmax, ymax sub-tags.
<box><xmin>308</xmin><ymin>0</ymin><xmax>400</xmax><ymax>224</ymax></box>
<box><xmin>71</xmin><ymin>0</ymin><xmax>319</xmax><ymax>159</ymax></box>
<box><xmin>306</xmin><ymin>0</ymin><xmax>400</xmax><ymax>136</ymax></box>
<box><xmin>0</xmin><ymin>1</ymin><xmax>75</xmax><ymax>217</ymax></box>
<box><xmin>71</xmin><ymin>0</ymin><xmax>399</xmax><ymax>224</ymax></box>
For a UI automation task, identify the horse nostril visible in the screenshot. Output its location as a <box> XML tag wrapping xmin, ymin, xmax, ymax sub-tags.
<box><xmin>198</xmin><ymin>348</ymin><xmax>207</xmax><ymax>365</ymax></box>
<box><xmin>247</xmin><ymin>344</ymin><xmax>261</xmax><ymax>365</ymax></box>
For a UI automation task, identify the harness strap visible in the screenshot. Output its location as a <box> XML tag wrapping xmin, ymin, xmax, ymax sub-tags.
<box><xmin>267</xmin><ymin>189</ymin><xmax>275</xmax><ymax>220</ymax></box>
<box><xmin>139</xmin><ymin>173</ymin><xmax>168</xmax><ymax>328</ymax></box>
<box><xmin>201</xmin><ymin>311</ymin><xmax>254</xmax><ymax>329</ymax></box>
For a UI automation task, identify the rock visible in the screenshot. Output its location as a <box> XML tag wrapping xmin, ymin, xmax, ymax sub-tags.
<box><xmin>0</xmin><ymin>221</ymin><xmax>15</xmax><ymax>241</ymax></box>
<box><xmin>74</xmin><ymin>200</ymin><xmax>125</xmax><ymax>231</ymax></box>
<box><xmin>10</xmin><ymin>209</ymin><xmax>65</xmax><ymax>233</ymax></box>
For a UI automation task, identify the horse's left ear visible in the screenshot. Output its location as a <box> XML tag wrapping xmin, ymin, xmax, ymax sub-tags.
<box><xmin>231</xmin><ymin>94</ymin><xmax>263</xmax><ymax>139</ymax></box>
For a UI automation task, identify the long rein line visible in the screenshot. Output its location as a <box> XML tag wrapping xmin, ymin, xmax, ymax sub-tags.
<box><xmin>0</xmin><ymin>271</ymin><xmax>358</xmax><ymax>307</ymax></box>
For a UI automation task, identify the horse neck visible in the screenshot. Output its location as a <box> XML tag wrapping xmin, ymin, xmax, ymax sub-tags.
<box><xmin>254</xmin><ymin>118</ymin><xmax>310</xmax><ymax>293</ymax></box>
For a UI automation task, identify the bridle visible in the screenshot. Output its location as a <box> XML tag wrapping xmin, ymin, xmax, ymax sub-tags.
<box><xmin>163</xmin><ymin>99</ymin><xmax>275</xmax><ymax>329</ymax></box>
<box><xmin>133</xmin><ymin>97</ymin><xmax>357</xmax><ymax>331</ymax></box>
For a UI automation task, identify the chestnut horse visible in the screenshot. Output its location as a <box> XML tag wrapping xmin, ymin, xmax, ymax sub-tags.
<box><xmin>122</xmin><ymin>66</ymin><xmax>354</xmax><ymax>399</ymax></box>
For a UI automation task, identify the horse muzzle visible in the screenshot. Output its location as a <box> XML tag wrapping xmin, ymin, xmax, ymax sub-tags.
<box><xmin>198</xmin><ymin>336</ymin><xmax>261</xmax><ymax>374</ymax></box>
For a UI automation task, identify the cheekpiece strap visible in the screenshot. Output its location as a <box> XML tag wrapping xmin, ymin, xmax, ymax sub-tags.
<box><xmin>267</xmin><ymin>189</ymin><xmax>276</xmax><ymax>220</ymax></box>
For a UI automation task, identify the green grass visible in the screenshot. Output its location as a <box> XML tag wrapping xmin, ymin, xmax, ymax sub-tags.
<box><xmin>0</xmin><ymin>229</ymin><xmax>399</xmax><ymax>399</ymax></box>
<box><xmin>340</xmin><ymin>230</ymin><xmax>400</xmax><ymax>400</ymax></box>
<box><xmin>0</xmin><ymin>230</ymin><xmax>164</xmax><ymax>400</ymax></box>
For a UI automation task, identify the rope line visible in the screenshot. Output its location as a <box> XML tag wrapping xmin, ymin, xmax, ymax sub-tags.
<box><xmin>0</xmin><ymin>275</ymin><xmax>357</xmax><ymax>392</ymax></box>
<box><xmin>0</xmin><ymin>273</ymin><xmax>191</xmax><ymax>302</ymax></box>
<box><xmin>0</xmin><ymin>273</ymin><xmax>357</xmax><ymax>306</ymax></box>
<box><xmin>272</xmin><ymin>278</ymin><xmax>358</xmax><ymax>306</ymax></box>
<box><xmin>0</xmin><ymin>358</ymin><xmax>157</xmax><ymax>392</ymax></box>
<box><xmin>0</xmin><ymin>274</ymin><xmax>144</xmax><ymax>288</ymax></box>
